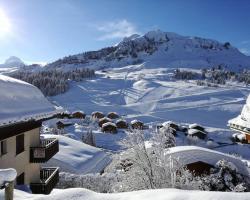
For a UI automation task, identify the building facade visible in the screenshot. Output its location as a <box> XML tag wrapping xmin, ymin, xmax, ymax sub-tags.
<box><xmin>228</xmin><ymin>94</ymin><xmax>250</xmax><ymax>143</ymax></box>
<box><xmin>0</xmin><ymin>74</ymin><xmax>60</xmax><ymax>194</ymax></box>
<box><xmin>0</xmin><ymin>118</ymin><xmax>59</xmax><ymax>194</ymax></box>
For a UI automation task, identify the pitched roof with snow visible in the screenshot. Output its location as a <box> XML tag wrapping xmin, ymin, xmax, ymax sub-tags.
<box><xmin>188</xmin><ymin>129</ymin><xmax>206</xmax><ymax>135</ymax></box>
<box><xmin>116</xmin><ymin>119</ymin><xmax>127</xmax><ymax>123</ymax></box>
<box><xmin>166</xmin><ymin>146</ymin><xmax>249</xmax><ymax>176</ymax></box>
<box><xmin>228</xmin><ymin>94</ymin><xmax>250</xmax><ymax>129</ymax></box>
<box><xmin>131</xmin><ymin>119</ymin><xmax>143</xmax><ymax>125</ymax></box>
<box><xmin>162</xmin><ymin>121</ymin><xmax>174</xmax><ymax>127</ymax></box>
<box><xmin>0</xmin><ymin>75</ymin><xmax>59</xmax><ymax>126</ymax></box>
<box><xmin>189</xmin><ymin>123</ymin><xmax>203</xmax><ymax>129</ymax></box>
<box><xmin>102</xmin><ymin>122</ymin><xmax>117</xmax><ymax>128</ymax></box>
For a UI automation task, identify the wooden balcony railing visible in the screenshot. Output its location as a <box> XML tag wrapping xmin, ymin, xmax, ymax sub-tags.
<box><xmin>30</xmin><ymin>138</ymin><xmax>59</xmax><ymax>163</ymax></box>
<box><xmin>30</xmin><ymin>167</ymin><xmax>59</xmax><ymax>194</ymax></box>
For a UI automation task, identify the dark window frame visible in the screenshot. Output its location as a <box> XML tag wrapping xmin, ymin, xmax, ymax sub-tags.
<box><xmin>0</xmin><ymin>140</ymin><xmax>7</xmax><ymax>156</ymax></box>
<box><xmin>16</xmin><ymin>134</ymin><xmax>24</xmax><ymax>155</ymax></box>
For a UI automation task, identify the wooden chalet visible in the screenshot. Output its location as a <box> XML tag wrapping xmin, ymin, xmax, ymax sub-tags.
<box><xmin>91</xmin><ymin>111</ymin><xmax>105</xmax><ymax>119</ymax></box>
<box><xmin>71</xmin><ymin>111</ymin><xmax>86</xmax><ymax>119</ymax></box>
<box><xmin>107</xmin><ymin>112</ymin><xmax>119</xmax><ymax>119</ymax></box>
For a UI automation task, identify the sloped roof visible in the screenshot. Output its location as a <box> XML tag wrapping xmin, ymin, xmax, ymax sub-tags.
<box><xmin>0</xmin><ymin>75</ymin><xmax>58</xmax><ymax>126</ymax></box>
<box><xmin>166</xmin><ymin>146</ymin><xmax>249</xmax><ymax>176</ymax></box>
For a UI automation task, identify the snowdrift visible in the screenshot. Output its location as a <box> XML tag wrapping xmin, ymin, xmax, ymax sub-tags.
<box><xmin>42</xmin><ymin>134</ymin><xmax>111</xmax><ymax>174</ymax></box>
<box><xmin>2</xmin><ymin>188</ymin><xmax>250</xmax><ymax>200</ymax></box>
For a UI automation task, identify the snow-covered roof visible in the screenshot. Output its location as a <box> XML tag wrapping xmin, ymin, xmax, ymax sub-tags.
<box><xmin>189</xmin><ymin>123</ymin><xmax>203</xmax><ymax>129</ymax></box>
<box><xmin>102</xmin><ymin>122</ymin><xmax>117</xmax><ymax>128</ymax></box>
<box><xmin>99</xmin><ymin>117</ymin><xmax>112</xmax><ymax>122</ymax></box>
<box><xmin>56</xmin><ymin>119</ymin><xmax>73</xmax><ymax>125</ymax></box>
<box><xmin>188</xmin><ymin>129</ymin><xmax>206</xmax><ymax>135</ymax></box>
<box><xmin>0</xmin><ymin>75</ymin><xmax>59</xmax><ymax>126</ymax></box>
<box><xmin>116</xmin><ymin>119</ymin><xmax>127</xmax><ymax>123</ymax></box>
<box><xmin>92</xmin><ymin>111</ymin><xmax>104</xmax><ymax>115</ymax></box>
<box><xmin>0</xmin><ymin>168</ymin><xmax>17</xmax><ymax>185</ymax></box>
<box><xmin>166</xmin><ymin>146</ymin><xmax>249</xmax><ymax>176</ymax></box>
<box><xmin>107</xmin><ymin>111</ymin><xmax>118</xmax><ymax>115</ymax></box>
<box><xmin>131</xmin><ymin>119</ymin><xmax>143</xmax><ymax>124</ymax></box>
<box><xmin>42</xmin><ymin>134</ymin><xmax>111</xmax><ymax>174</ymax></box>
<box><xmin>72</xmin><ymin>110</ymin><xmax>85</xmax><ymax>114</ymax></box>
<box><xmin>236</xmin><ymin>133</ymin><xmax>246</xmax><ymax>141</ymax></box>
<box><xmin>228</xmin><ymin>94</ymin><xmax>250</xmax><ymax>129</ymax></box>
<box><xmin>162</xmin><ymin>121</ymin><xmax>174</xmax><ymax>127</ymax></box>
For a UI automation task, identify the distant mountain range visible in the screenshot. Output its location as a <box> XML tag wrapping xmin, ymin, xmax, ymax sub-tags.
<box><xmin>45</xmin><ymin>30</ymin><xmax>250</xmax><ymax>71</ymax></box>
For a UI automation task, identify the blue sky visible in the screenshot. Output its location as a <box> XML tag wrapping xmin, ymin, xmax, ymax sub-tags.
<box><xmin>0</xmin><ymin>0</ymin><xmax>250</xmax><ymax>64</ymax></box>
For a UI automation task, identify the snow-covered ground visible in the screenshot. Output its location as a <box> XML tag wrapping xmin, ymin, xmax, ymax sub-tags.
<box><xmin>46</xmin><ymin>64</ymin><xmax>250</xmax><ymax>163</ymax></box>
<box><xmin>50</xmin><ymin>64</ymin><xmax>250</xmax><ymax>129</ymax></box>
<box><xmin>42</xmin><ymin>134</ymin><xmax>111</xmax><ymax>174</ymax></box>
<box><xmin>1</xmin><ymin>188</ymin><xmax>250</xmax><ymax>200</ymax></box>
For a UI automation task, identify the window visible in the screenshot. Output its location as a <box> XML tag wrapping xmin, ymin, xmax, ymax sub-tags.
<box><xmin>16</xmin><ymin>172</ymin><xmax>25</xmax><ymax>185</ymax></box>
<box><xmin>1</xmin><ymin>140</ymin><xmax>7</xmax><ymax>155</ymax></box>
<box><xmin>16</xmin><ymin>134</ymin><xmax>24</xmax><ymax>155</ymax></box>
<box><xmin>0</xmin><ymin>140</ymin><xmax>7</xmax><ymax>155</ymax></box>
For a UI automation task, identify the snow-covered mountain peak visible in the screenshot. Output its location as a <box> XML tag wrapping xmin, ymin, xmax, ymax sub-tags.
<box><xmin>144</xmin><ymin>29</ymin><xmax>169</xmax><ymax>42</ymax></box>
<box><xmin>1</xmin><ymin>56</ymin><xmax>25</xmax><ymax>68</ymax></box>
<box><xmin>5</xmin><ymin>56</ymin><xmax>23</xmax><ymax>65</ymax></box>
<box><xmin>122</xmin><ymin>34</ymin><xmax>140</xmax><ymax>43</ymax></box>
<box><xmin>46</xmin><ymin>30</ymin><xmax>250</xmax><ymax>71</ymax></box>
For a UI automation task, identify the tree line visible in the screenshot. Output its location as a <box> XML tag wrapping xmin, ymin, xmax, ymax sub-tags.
<box><xmin>10</xmin><ymin>68</ymin><xmax>95</xmax><ymax>96</ymax></box>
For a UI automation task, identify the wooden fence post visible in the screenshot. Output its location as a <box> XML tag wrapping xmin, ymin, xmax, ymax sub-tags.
<box><xmin>5</xmin><ymin>181</ymin><xmax>14</xmax><ymax>200</ymax></box>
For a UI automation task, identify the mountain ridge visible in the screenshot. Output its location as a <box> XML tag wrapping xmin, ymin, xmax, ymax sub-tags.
<box><xmin>45</xmin><ymin>30</ymin><xmax>250</xmax><ymax>71</ymax></box>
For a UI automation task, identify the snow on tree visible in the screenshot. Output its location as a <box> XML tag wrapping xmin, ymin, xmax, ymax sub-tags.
<box><xmin>82</xmin><ymin>120</ymin><xmax>96</xmax><ymax>147</ymax></box>
<box><xmin>201</xmin><ymin>159</ymin><xmax>250</xmax><ymax>192</ymax></box>
<box><xmin>115</xmin><ymin>128</ymin><xmax>202</xmax><ymax>191</ymax></box>
<box><xmin>57</xmin><ymin>172</ymin><xmax>117</xmax><ymax>193</ymax></box>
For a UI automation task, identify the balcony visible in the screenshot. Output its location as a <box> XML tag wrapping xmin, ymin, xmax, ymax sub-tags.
<box><xmin>30</xmin><ymin>138</ymin><xmax>59</xmax><ymax>163</ymax></box>
<box><xmin>30</xmin><ymin>167</ymin><xmax>59</xmax><ymax>194</ymax></box>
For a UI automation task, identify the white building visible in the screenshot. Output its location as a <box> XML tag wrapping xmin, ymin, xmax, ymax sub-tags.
<box><xmin>228</xmin><ymin>94</ymin><xmax>250</xmax><ymax>143</ymax></box>
<box><xmin>0</xmin><ymin>75</ymin><xmax>60</xmax><ymax>194</ymax></box>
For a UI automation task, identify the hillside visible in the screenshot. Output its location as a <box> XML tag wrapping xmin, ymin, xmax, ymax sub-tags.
<box><xmin>50</xmin><ymin>64</ymin><xmax>250</xmax><ymax>129</ymax></box>
<box><xmin>46</xmin><ymin>30</ymin><xmax>250</xmax><ymax>71</ymax></box>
